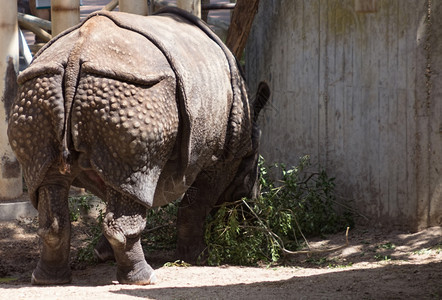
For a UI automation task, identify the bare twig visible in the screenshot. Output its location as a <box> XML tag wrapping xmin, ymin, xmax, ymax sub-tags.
<box><xmin>281</xmin><ymin>227</ymin><xmax>350</xmax><ymax>255</ymax></box>
<box><xmin>213</xmin><ymin>198</ymin><xmax>245</xmax><ymax>208</ymax></box>
<box><xmin>290</xmin><ymin>209</ymin><xmax>311</xmax><ymax>249</ymax></box>
<box><xmin>144</xmin><ymin>224</ymin><xmax>172</xmax><ymax>233</ymax></box>
<box><xmin>300</xmin><ymin>172</ymin><xmax>320</xmax><ymax>185</ymax></box>
<box><xmin>331</xmin><ymin>197</ymin><xmax>369</xmax><ymax>221</ymax></box>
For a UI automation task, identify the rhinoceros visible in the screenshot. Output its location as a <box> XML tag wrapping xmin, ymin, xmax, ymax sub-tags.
<box><xmin>7</xmin><ymin>7</ymin><xmax>269</xmax><ymax>285</ymax></box>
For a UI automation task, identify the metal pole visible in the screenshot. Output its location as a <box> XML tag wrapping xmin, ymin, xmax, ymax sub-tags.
<box><xmin>0</xmin><ymin>0</ymin><xmax>22</xmax><ymax>200</ymax></box>
<box><xmin>177</xmin><ymin>0</ymin><xmax>201</xmax><ymax>18</ymax></box>
<box><xmin>51</xmin><ymin>0</ymin><xmax>80</xmax><ymax>36</ymax></box>
<box><xmin>119</xmin><ymin>0</ymin><xmax>148</xmax><ymax>15</ymax></box>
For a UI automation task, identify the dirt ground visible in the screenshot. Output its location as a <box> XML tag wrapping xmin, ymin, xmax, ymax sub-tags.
<box><xmin>0</xmin><ymin>216</ymin><xmax>440</xmax><ymax>300</ymax></box>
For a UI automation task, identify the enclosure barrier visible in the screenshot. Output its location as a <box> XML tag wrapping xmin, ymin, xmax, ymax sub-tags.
<box><xmin>51</xmin><ymin>0</ymin><xmax>80</xmax><ymax>36</ymax></box>
<box><xmin>0</xmin><ymin>0</ymin><xmax>22</xmax><ymax>200</ymax></box>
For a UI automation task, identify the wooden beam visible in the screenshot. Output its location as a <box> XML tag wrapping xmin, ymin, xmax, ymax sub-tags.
<box><xmin>119</xmin><ymin>0</ymin><xmax>148</xmax><ymax>15</ymax></box>
<box><xmin>103</xmin><ymin>0</ymin><xmax>119</xmax><ymax>11</ymax></box>
<box><xmin>177</xmin><ymin>0</ymin><xmax>201</xmax><ymax>18</ymax></box>
<box><xmin>202</xmin><ymin>3</ymin><xmax>235</xmax><ymax>10</ymax></box>
<box><xmin>18</xmin><ymin>18</ymin><xmax>52</xmax><ymax>42</ymax></box>
<box><xmin>17</xmin><ymin>13</ymin><xmax>52</xmax><ymax>42</ymax></box>
<box><xmin>225</xmin><ymin>0</ymin><xmax>260</xmax><ymax>59</ymax></box>
<box><xmin>51</xmin><ymin>0</ymin><xmax>80</xmax><ymax>36</ymax></box>
<box><xmin>17</xmin><ymin>13</ymin><xmax>52</xmax><ymax>31</ymax></box>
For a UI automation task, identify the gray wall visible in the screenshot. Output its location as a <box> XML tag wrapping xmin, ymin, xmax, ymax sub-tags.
<box><xmin>246</xmin><ymin>0</ymin><xmax>441</xmax><ymax>230</ymax></box>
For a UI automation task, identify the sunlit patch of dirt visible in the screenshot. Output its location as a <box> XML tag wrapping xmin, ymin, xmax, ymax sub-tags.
<box><xmin>0</xmin><ymin>219</ymin><xmax>440</xmax><ymax>299</ymax></box>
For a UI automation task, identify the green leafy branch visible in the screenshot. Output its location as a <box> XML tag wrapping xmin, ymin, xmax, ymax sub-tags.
<box><xmin>203</xmin><ymin>155</ymin><xmax>354</xmax><ymax>266</ymax></box>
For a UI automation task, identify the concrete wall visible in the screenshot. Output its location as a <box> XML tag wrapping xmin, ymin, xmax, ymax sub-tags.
<box><xmin>246</xmin><ymin>0</ymin><xmax>441</xmax><ymax>230</ymax></box>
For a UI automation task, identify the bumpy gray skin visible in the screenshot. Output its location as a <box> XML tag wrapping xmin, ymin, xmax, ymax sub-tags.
<box><xmin>8</xmin><ymin>8</ymin><xmax>268</xmax><ymax>285</ymax></box>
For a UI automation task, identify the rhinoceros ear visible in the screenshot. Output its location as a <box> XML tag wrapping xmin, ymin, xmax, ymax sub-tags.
<box><xmin>252</xmin><ymin>81</ymin><xmax>270</xmax><ymax>123</ymax></box>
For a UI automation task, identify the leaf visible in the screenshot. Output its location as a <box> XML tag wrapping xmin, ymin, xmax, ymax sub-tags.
<box><xmin>163</xmin><ymin>260</ymin><xmax>191</xmax><ymax>267</ymax></box>
<box><xmin>0</xmin><ymin>277</ymin><xmax>18</xmax><ymax>283</ymax></box>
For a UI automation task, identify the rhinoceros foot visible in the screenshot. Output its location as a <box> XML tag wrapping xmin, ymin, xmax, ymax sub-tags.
<box><xmin>117</xmin><ymin>260</ymin><xmax>157</xmax><ymax>285</ymax></box>
<box><xmin>176</xmin><ymin>241</ymin><xmax>207</xmax><ymax>265</ymax></box>
<box><xmin>31</xmin><ymin>264</ymin><xmax>72</xmax><ymax>285</ymax></box>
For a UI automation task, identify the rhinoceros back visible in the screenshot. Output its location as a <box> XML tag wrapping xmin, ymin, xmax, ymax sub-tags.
<box><xmin>8</xmin><ymin>9</ymin><xmax>253</xmax><ymax>208</ymax></box>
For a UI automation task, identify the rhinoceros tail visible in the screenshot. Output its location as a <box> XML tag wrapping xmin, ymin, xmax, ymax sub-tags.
<box><xmin>59</xmin><ymin>35</ymin><xmax>84</xmax><ymax>174</ymax></box>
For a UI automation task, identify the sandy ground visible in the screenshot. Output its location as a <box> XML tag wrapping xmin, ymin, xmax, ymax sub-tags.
<box><xmin>0</xmin><ymin>217</ymin><xmax>440</xmax><ymax>299</ymax></box>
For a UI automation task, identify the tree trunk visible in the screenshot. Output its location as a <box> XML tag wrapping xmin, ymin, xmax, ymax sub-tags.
<box><xmin>225</xmin><ymin>0</ymin><xmax>260</xmax><ymax>59</ymax></box>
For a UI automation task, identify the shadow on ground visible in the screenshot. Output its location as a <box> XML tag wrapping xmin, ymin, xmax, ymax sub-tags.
<box><xmin>109</xmin><ymin>262</ymin><xmax>442</xmax><ymax>299</ymax></box>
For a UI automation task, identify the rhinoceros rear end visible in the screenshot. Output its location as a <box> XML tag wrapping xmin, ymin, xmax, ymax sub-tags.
<box><xmin>7</xmin><ymin>7</ymin><xmax>269</xmax><ymax>285</ymax></box>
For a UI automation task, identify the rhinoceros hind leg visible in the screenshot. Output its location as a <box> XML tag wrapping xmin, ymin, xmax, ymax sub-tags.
<box><xmin>32</xmin><ymin>178</ymin><xmax>72</xmax><ymax>285</ymax></box>
<box><xmin>103</xmin><ymin>188</ymin><xmax>154</xmax><ymax>284</ymax></box>
<box><xmin>176</xmin><ymin>190</ymin><xmax>209</xmax><ymax>264</ymax></box>
<box><xmin>94</xmin><ymin>234</ymin><xmax>115</xmax><ymax>262</ymax></box>
<box><xmin>176</xmin><ymin>165</ymin><xmax>240</xmax><ymax>264</ymax></box>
